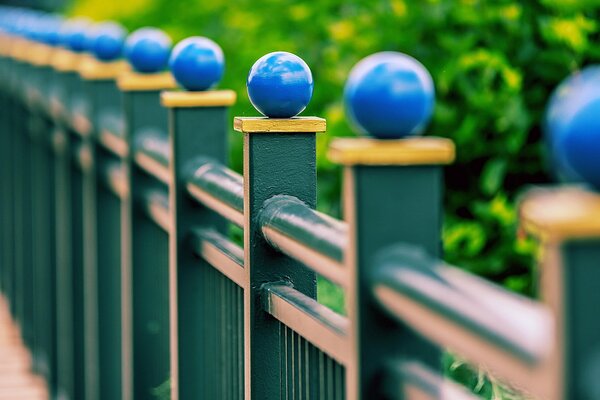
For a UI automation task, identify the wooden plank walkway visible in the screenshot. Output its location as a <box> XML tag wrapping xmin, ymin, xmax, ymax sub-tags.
<box><xmin>0</xmin><ymin>297</ymin><xmax>49</xmax><ymax>400</ymax></box>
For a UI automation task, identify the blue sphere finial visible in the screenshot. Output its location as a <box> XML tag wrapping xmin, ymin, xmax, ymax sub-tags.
<box><xmin>63</xmin><ymin>17</ymin><xmax>93</xmax><ymax>53</ymax></box>
<box><xmin>91</xmin><ymin>21</ymin><xmax>126</xmax><ymax>61</ymax></box>
<box><xmin>344</xmin><ymin>52</ymin><xmax>435</xmax><ymax>139</ymax></box>
<box><xmin>546</xmin><ymin>66</ymin><xmax>600</xmax><ymax>189</ymax></box>
<box><xmin>246</xmin><ymin>51</ymin><xmax>313</xmax><ymax>118</ymax></box>
<box><xmin>169</xmin><ymin>36</ymin><xmax>224</xmax><ymax>91</ymax></box>
<box><xmin>125</xmin><ymin>27</ymin><xmax>172</xmax><ymax>73</ymax></box>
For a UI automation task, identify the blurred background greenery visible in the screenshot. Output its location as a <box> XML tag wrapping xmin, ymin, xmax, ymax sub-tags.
<box><xmin>65</xmin><ymin>0</ymin><xmax>600</xmax><ymax>397</ymax></box>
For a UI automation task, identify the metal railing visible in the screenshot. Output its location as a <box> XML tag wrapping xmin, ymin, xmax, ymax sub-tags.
<box><xmin>1</xmin><ymin>7</ymin><xmax>600</xmax><ymax>400</ymax></box>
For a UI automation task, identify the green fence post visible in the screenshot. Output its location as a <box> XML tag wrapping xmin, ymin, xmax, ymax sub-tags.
<box><xmin>328</xmin><ymin>137</ymin><xmax>455</xmax><ymax>399</ymax></box>
<box><xmin>118</xmin><ymin>70</ymin><xmax>177</xmax><ymax>400</ymax></box>
<box><xmin>235</xmin><ymin>116</ymin><xmax>326</xmax><ymax>399</ymax></box>
<box><xmin>521</xmin><ymin>187</ymin><xmax>600</xmax><ymax>399</ymax></box>
<box><xmin>48</xmin><ymin>45</ymin><xmax>86</xmax><ymax>400</ymax></box>
<box><xmin>162</xmin><ymin>89</ymin><xmax>237</xmax><ymax>399</ymax></box>
<box><xmin>79</xmin><ymin>56</ymin><xmax>130</xmax><ymax>400</ymax></box>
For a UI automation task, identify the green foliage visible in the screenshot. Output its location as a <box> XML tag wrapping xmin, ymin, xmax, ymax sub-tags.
<box><xmin>68</xmin><ymin>0</ymin><xmax>600</xmax><ymax>397</ymax></box>
<box><xmin>67</xmin><ymin>1</ymin><xmax>600</xmax><ymax>295</ymax></box>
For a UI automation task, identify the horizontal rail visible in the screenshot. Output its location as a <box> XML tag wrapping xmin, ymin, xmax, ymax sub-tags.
<box><xmin>134</xmin><ymin>131</ymin><xmax>170</xmax><ymax>184</ymax></box>
<box><xmin>142</xmin><ymin>189</ymin><xmax>171</xmax><ymax>232</ymax></box>
<box><xmin>382</xmin><ymin>360</ymin><xmax>479</xmax><ymax>400</ymax></box>
<box><xmin>101</xmin><ymin>162</ymin><xmax>128</xmax><ymax>199</ymax></box>
<box><xmin>189</xmin><ymin>228</ymin><xmax>245</xmax><ymax>288</ymax></box>
<box><xmin>260</xmin><ymin>196</ymin><xmax>348</xmax><ymax>287</ymax></box>
<box><xmin>74</xmin><ymin>143</ymin><xmax>93</xmax><ymax>173</ymax></box>
<box><xmin>186</xmin><ymin>160</ymin><xmax>244</xmax><ymax>227</ymax></box>
<box><xmin>262</xmin><ymin>283</ymin><xmax>349</xmax><ymax>366</ymax></box>
<box><xmin>372</xmin><ymin>245</ymin><xmax>553</xmax><ymax>396</ymax></box>
<box><xmin>98</xmin><ymin>111</ymin><xmax>128</xmax><ymax>158</ymax></box>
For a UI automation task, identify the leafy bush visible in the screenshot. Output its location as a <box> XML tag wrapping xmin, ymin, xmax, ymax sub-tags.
<box><xmin>68</xmin><ymin>1</ymin><xmax>600</xmax><ymax>295</ymax></box>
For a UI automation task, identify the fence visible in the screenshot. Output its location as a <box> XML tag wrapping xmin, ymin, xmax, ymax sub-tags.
<box><xmin>1</xmin><ymin>7</ymin><xmax>600</xmax><ymax>400</ymax></box>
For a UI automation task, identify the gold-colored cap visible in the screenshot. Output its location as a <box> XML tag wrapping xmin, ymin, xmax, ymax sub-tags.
<box><xmin>9</xmin><ymin>37</ymin><xmax>30</xmax><ymax>61</ymax></box>
<box><xmin>328</xmin><ymin>137</ymin><xmax>455</xmax><ymax>166</ymax></box>
<box><xmin>233</xmin><ymin>117</ymin><xmax>326</xmax><ymax>133</ymax></box>
<box><xmin>28</xmin><ymin>43</ymin><xmax>54</xmax><ymax>67</ymax></box>
<box><xmin>161</xmin><ymin>90</ymin><xmax>237</xmax><ymax>108</ymax></box>
<box><xmin>520</xmin><ymin>186</ymin><xmax>600</xmax><ymax>242</ymax></box>
<box><xmin>79</xmin><ymin>57</ymin><xmax>130</xmax><ymax>80</ymax></box>
<box><xmin>51</xmin><ymin>48</ymin><xmax>82</xmax><ymax>72</ymax></box>
<box><xmin>117</xmin><ymin>71</ymin><xmax>177</xmax><ymax>91</ymax></box>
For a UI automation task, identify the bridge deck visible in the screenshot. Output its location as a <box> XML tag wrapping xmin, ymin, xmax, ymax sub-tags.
<box><xmin>0</xmin><ymin>297</ymin><xmax>48</xmax><ymax>400</ymax></box>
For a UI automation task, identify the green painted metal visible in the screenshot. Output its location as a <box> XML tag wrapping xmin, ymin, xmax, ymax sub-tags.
<box><xmin>88</xmin><ymin>78</ymin><xmax>125</xmax><ymax>400</ymax></box>
<box><xmin>122</xmin><ymin>88</ymin><xmax>171</xmax><ymax>400</ymax></box>
<box><xmin>561</xmin><ymin>239</ymin><xmax>600</xmax><ymax>399</ymax></box>
<box><xmin>243</xmin><ymin>131</ymin><xmax>319</xmax><ymax>398</ymax></box>
<box><xmin>167</xmin><ymin>104</ymin><xmax>243</xmax><ymax>399</ymax></box>
<box><xmin>347</xmin><ymin>165</ymin><xmax>444</xmax><ymax>398</ymax></box>
<box><xmin>260</xmin><ymin>194</ymin><xmax>346</xmax><ymax>263</ymax></box>
<box><xmin>186</xmin><ymin>159</ymin><xmax>244</xmax><ymax>215</ymax></box>
<box><xmin>372</xmin><ymin>244</ymin><xmax>546</xmax><ymax>365</ymax></box>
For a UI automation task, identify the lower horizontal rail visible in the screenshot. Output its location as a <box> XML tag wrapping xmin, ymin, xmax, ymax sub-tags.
<box><xmin>189</xmin><ymin>228</ymin><xmax>245</xmax><ymax>287</ymax></box>
<box><xmin>134</xmin><ymin>132</ymin><xmax>170</xmax><ymax>184</ymax></box>
<box><xmin>101</xmin><ymin>162</ymin><xmax>128</xmax><ymax>199</ymax></box>
<box><xmin>382</xmin><ymin>360</ymin><xmax>479</xmax><ymax>400</ymax></box>
<box><xmin>263</xmin><ymin>283</ymin><xmax>349</xmax><ymax>366</ymax></box>
<box><xmin>143</xmin><ymin>190</ymin><xmax>171</xmax><ymax>232</ymax></box>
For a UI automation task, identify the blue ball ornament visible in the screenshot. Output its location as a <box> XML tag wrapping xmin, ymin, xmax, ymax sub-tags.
<box><xmin>344</xmin><ymin>51</ymin><xmax>435</xmax><ymax>139</ymax></box>
<box><xmin>63</xmin><ymin>17</ymin><xmax>92</xmax><ymax>52</ymax></box>
<box><xmin>246</xmin><ymin>51</ymin><xmax>313</xmax><ymax>118</ymax></box>
<box><xmin>169</xmin><ymin>36</ymin><xmax>224</xmax><ymax>91</ymax></box>
<box><xmin>92</xmin><ymin>21</ymin><xmax>126</xmax><ymax>61</ymax></box>
<box><xmin>546</xmin><ymin>67</ymin><xmax>600</xmax><ymax>189</ymax></box>
<box><xmin>125</xmin><ymin>27</ymin><xmax>172</xmax><ymax>73</ymax></box>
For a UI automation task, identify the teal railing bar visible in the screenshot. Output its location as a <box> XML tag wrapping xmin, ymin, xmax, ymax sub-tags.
<box><xmin>260</xmin><ymin>195</ymin><xmax>348</xmax><ymax>286</ymax></box>
<box><xmin>372</xmin><ymin>244</ymin><xmax>553</xmax><ymax>390</ymax></box>
<box><xmin>263</xmin><ymin>283</ymin><xmax>349</xmax><ymax>365</ymax></box>
<box><xmin>186</xmin><ymin>159</ymin><xmax>244</xmax><ymax>227</ymax></box>
<box><xmin>142</xmin><ymin>189</ymin><xmax>170</xmax><ymax>232</ymax></box>
<box><xmin>382</xmin><ymin>360</ymin><xmax>480</xmax><ymax>400</ymax></box>
<box><xmin>189</xmin><ymin>227</ymin><xmax>245</xmax><ymax>288</ymax></box>
<box><xmin>133</xmin><ymin>131</ymin><xmax>170</xmax><ymax>184</ymax></box>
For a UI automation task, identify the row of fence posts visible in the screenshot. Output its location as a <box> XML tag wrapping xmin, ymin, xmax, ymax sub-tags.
<box><xmin>1</xmin><ymin>6</ymin><xmax>600</xmax><ymax>400</ymax></box>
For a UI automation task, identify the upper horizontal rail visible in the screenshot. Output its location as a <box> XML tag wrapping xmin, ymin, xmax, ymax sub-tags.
<box><xmin>260</xmin><ymin>195</ymin><xmax>348</xmax><ymax>287</ymax></box>
<box><xmin>186</xmin><ymin>159</ymin><xmax>244</xmax><ymax>227</ymax></box>
<box><xmin>372</xmin><ymin>245</ymin><xmax>553</xmax><ymax>396</ymax></box>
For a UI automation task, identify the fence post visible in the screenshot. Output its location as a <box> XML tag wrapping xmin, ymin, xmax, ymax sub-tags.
<box><xmin>235</xmin><ymin>116</ymin><xmax>326</xmax><ymax>398</ymax></box>
<box><xmin>117</xmin><ymin>67</ymin><xmax>176</xmax><ymax>399</ymax></box>
<box><xmin>521</xmin><ymin>187</ymin><xmax>600</xmax><ymax>399</ymax></box>
<box><xmin>328</xmin><ymin>137</ymin><xmax>455</xmax><ymax>398</ymax></box>
<box><xmin>162</xmin><ymin>88</ymin><xmax>236</xmax><ymax>399</ymax></box>
<box><xmin>78</xmin><ymin>54</ymin><xmax>130</xmax><ymax>400</ymax></box>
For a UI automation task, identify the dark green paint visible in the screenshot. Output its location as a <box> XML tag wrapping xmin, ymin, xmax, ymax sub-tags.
<box><xmin>244</xmin><ymin>131</ymin><xmax>318</xmax><ymax>398</ymax></box>
<box><xmin>187</xmin><ymin>158</ymin><xmax>244</xmax><ymax>214</ymax></box>
<box><xmin>168</xmin><ymin>105</ymin><xmax>244</xmax><ymax>399</ymax></box>
<box><xmin>122</xmin><ymin>88</ymin><xmax>171</xmax><ymax>400</ymax></box>
<box><xmin>349</xmin><ymin>165</ymin><xmax>443</xmax><ymax>398</ymax></box>
<box><xmin>373</xmin><ymin>244</ymin><xmax>544</xmax><ymax>365</ymax></box>
<box><xmin>260</xmin><ymin>194</ymin><xmax>346</xmax><ymax>263</ymax></box>
<box><xmin>561</xmin><ymin>239</ymin><xmax>600</xmax><ymax>400</ymax></box>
